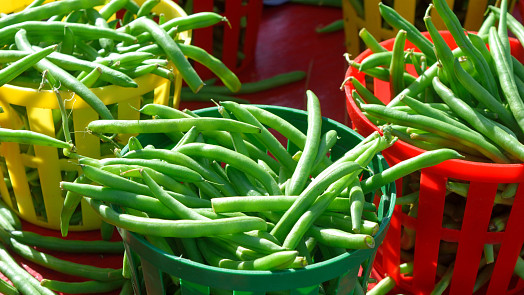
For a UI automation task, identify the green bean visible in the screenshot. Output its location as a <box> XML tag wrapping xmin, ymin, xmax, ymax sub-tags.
<box><xmin>0</xmin><ymin>199</ymin><xmax>21</xmax><ymax>231</ymax></box>
<box><xmin>225</xmin><ymin>166</ymin><xmax>265</xmax><ymax>197</ymax></box>
<box><xmin>270</xmin><ymin>161</ymin><xmax>363</xmax><ymax>243</ymax></box>
<box><xmin>120</xmin><ymin>149</ymin><xmax>237</xmax><ymax>197</ymax></box>
<box><xmin>453</xmin><ymin>58</ymin><xmax>521</xmax><ymax>138</ymax></box>
<box><xmin>1</xmin><ymin>21</ymin><xmax>135</xmax><ymax>45</ymax></box>
<box><xmin>514</xmin><ymin>255</ymin><xmax>524</xmax><ymax>280</ymax></box>
<box><xmin>308</xmin><ymin>225</ymin><xmax>375</xmax><ymax>250</ymax></box>
<box><xmin>348</xmin><ymin>76</ymin><xmax>384</xmax><ymax>105</ymax></box>
<box><xmin>61</xmin><ymin>181</ymin><xmax>203</xmax><ymax>220</ymax></box>
<box><xmin>120</xmin><ymin>165</ymin><xmax>198</xmax><ymax>198</ymax></box>
<box><xmin>195</xmin><ymin>70</ymin><xmax>307</xmax><ymax>95</ymax></box>
<box><xmin>286</xmin><ymin>90</ymin><xmax>322</xmax><ymax>195</ymax></box>
<box><xmin>361</xmin><ymin>104</ymin><xmax>509</xmax><ymax>163</ymax></box>
<box><xmin>0</xmin><ymin>0</ymin><xmax>105</xmax><ymax>28</ymax></box>
<box><xmin>348</xmin><ymin>176</ymin><xmax>365</xmax><ymax>233</ymax></box>
<box><xmin>136</xmin><ymin>0</ymin><xmax>160</xmax><ymax>18</ymax></box>
<box><xmin>489</xmin><ymin>6</ymin><xmax>524</xmax><ymax>51</ymax></box>
<box><xmin>80</xmin><ymin>67</ymin><xmax>102</xmax><ymax>87</ymax></box>
<box><xmin>433</xmin><ymin>76</ymin><xmax>524</xmax><ymax>162</ymax></box>
<box><xmin>0</xmin><ymin>127</ymin><xmax>72</xmax><ymax>150</ymax></box>
<box><xmin>360</xmin><ymin>148</ymin><xmax>464</xmax><ymax>194</ymax></box>
<box><xmin>10</xmin><ymin>230</ymin><xmax>123</xmax><ymax>253</ymax></box>
<box><xmin>378</xmin><ymin>2</ymin><xmax>436</xmax><ymax>65</ymax></box>
<box><xmin>488</xmin><ymin>27</ymin><xmax>524</xmax><ymax>135</ymax></box>
<box><xmin>141</xmin><ymin>169</ymin><xmax>208</xmax><ymax>221</ymax></box>
<box><xmin>100</xmin><ymin>0</ymin><xmax>130</xmax><ymax>20</ymax></box>
<box><xmin>84</xmin><ymin>196</ymin><xmax>267</xmax><ymax>237</ymax></box>
<box><xmin>221</xmin><ymin>101</ymin><xmax>297</xmax><ymax>176</ymax></box>
<box><xmin>0</xmin><ymin>276</ymin><xmax>18</xmax><ymax>295</ymax></box>
<box><xmin>176</xmin><ymin>142</ymin><xmax>282</xmax><ymax>195</ymax></box>
<box><xmin>87</xmin><ymin>117</ymin><xmax>260</xmax><ymax>134</ymax></box>
<box><xmin>25</xmin><ymin>0</ymin><xmax>46</xmax><ymax>9</ymax></box>
<box><xmin>125</xmin><ymin>16</ymin><xmax>203</xmax><ymax>93</ymax></box>
<box><xmin>358</xmin><ymin>51</ymin><xmax>425</xmax><ymax>72</ymax></box>
<box><xmin>137</xmin><ymin>103</ymin><xmax>282</xmax><ymax>174</ymax></box>
<box><xmin>40</xmin><ymin>48</ymin><xmax>134</xmax><ymax>88</ymax></box>
<box><xmin>138</xmin><ymin>42</ymin><xmax>241</xmax><ymax>93</ymax></box>
<box><xmin>15</xmin><ymin>30</ymin><xmax>114</xmax><ymax>120</ymax></box>
<box><xmin>317</xmin><ymin>212</ymin><xmax>379</xmax><ymax>236</ymax></box>
<box><xmin>315</xmin><ymin>19</ymin><xmax>344</xmax><ymax>33</ymax></box>
<box><xmin>424</xmin><ymin>10</ymin><xmax>472</xmax><ymax>105</ymax></box>
<box><xmin>446</xmin><ymin>181</ymin><xmax>514</xmax><ymax>206</ymax></box>
<box><xmin>7</xmin><ymin>237</ymin><xmax>123</xmax><ymax>281</ymax></box>
<box><xmin>0</xmin><ymin>45</ymin><xmax>56</xmax><ymax>86</ymax></box>
<box><xmin>358</xmin><ymin>28</ymin><xmax>387</xmax><ymax>53</ymax></box>
<box><xmin>0</xmin><ymin>244</ymin><xmax>53</xmax><ymax>295</ymax></box>
<box><xmin>367</xmin><ymin>276</ymin><xmax>396</xmax><ymax>295</ymax></box>
<box><xmin>119</xmin><ymin>63</ymin><xmax>158</xmax><ymax>78</ymax></box>
<box><xmin>398</xmin><ymin>95</ymin><xmax>477</xmax><ymax>134</ymax></box>
<box><xmin>60</xmin><ymin>174</ymin><xmax>90</xmax><ymax>237</ymax></box>
<box><xmin>85</xmin><ymin>8</ymin><xmax>114</xmax><ymax>53</ymax></box>
<box><xmin>282</xmin><ymin>136</ymin><xmax>384</xmax><ymax>249</ymax></box>
<box><xmin>389</xmin><ymin>30</ymin><xmax>407</xmax><ymax>97</ymax></box>
<box><xmin>84</xmin><ymin>155</ymin><xmax>203</xmax><ymax>184</ymax></box>
<box><xmin>409</xmin><ymin>132</ymin><xmax>485</xmax><ymax>158</ymax></box>
<box><xmin>97</xmin><ymin>51</ymin><xmax>155</xmax><ymax>67</ymax></box>
<box><xmin>41</xmin><ymin>279</ymin><xmax>126</xmax><ymax>294</ymax></box>
<box><xmin>431</xmin><ymin>262</ymin><xmax>454</xmax><ymax>295</ymax></box>
<box><xmin>432</xmin><ymin>0</ymin><xmax>499</xmax><ymax>101</ymax></box>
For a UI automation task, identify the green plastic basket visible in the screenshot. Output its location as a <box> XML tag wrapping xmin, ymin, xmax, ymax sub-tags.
<box><xmin>118</xmin><ymin>105</ymin><xmax>396</xmax><ymax>295</ymax></box>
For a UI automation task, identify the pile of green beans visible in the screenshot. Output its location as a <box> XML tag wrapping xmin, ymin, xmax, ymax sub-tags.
<box><xmin>0</xmin><ymin>197</ymin><xmax>131</xmax><ymax>295</ymax></box>
<box><xmin>0</xmin><ymin>0</ymin><xmax>245</xmax><ymax>223</ymax></box>
<box><xmin>59</xmin><ymin>90</ymin><xmax>461</xmax><ymax>293</ymax></box>
<box><xmin>348</xmin><ymin>0</ymin><xmax>524</xmax><ymax>165</ymax></box>
<box><xmin>345</xmin><ymin>0</ymin><xmax>524</xmax><ymax>293</ymax></box>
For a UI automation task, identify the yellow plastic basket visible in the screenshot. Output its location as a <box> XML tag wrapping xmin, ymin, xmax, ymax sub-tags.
<box><xmin>342</xmin><ymin>0</ymin><xmax>517</xmax><ymax>56</ymax></box>
<box><xmin>0</xmin><ymin>0</ymin><xmax>190</xmax><ymax>231</ymax></box>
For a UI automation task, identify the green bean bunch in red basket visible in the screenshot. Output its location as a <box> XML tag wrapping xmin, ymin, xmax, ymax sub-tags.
<box><xmin>344</xmin><ymin>0</ymin><xmax>524</xmax><ymax>293</ymax></box>
<box><xmin>57</xmin><ymin>89</ymin><xmax>462</xmax><ymax>293</ymax></box>
<box><xmin>346</xmin><ymin>0</ymin><xmax>524</xmax><ymax>165</ymax></box>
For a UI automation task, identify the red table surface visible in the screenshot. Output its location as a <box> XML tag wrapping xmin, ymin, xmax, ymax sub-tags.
<box><xmin>7</xmin><ymin>2</ymin><xmax>524</xmax><ymax>295</ymax></box>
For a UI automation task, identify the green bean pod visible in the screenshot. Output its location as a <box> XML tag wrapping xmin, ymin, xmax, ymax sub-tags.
<box><xmin>87</xmin><ymin>117</ymin><xmax>261</xmax><ymax>134</ymax></box>
<box><xmin>378</xmin><ymin>2</ymin><xmax>436</xmax><ymax>65</ymax></box>
<box><xmin>126</xmin><ymin>17</ymin><xmax>203</xmax><ymax>93</ymax></box>
<box><xmin>84</xmin><ymin>197</ymin><xmax>267</xmax><ymax>237</ymax></box>
<box><xmin>286</xmin><ymin>90</ymin><xmax>322</xmax><ymax>196</ymax></box>
<box><xmin>308</xmin><ymin>226</ymin><xmax>375</xmax><ymax>250</ymax></box>
<box><xmin>360</xmin><ymin>148</ymin><xmax>464</xmax><ymax>194</ymax></box>
<box><xmin>8</xmin><ymin>237</ymin><xmax>123</xmax><ymax>281</ymax></box>
<box><xmin>432</xmin><ymin>76</ymin><xmax>524</xmax><ymax>162</ymax></box>
<box><xmin>488</xmin><ymin>27</ymin><xmax>524</xmax><ymax>135</ymax></box>
<box><xmin>15</xmin><ymin>30</ymin><xmax>114</xmax><ymax>120</ymax></box>
<box><xmin>176</xmin><ymin>142</ymin><xmax>282</xmax><ymax>195</ymax></box>
<box><xmin>0</xmin><ymin>0</ymin><xmax>105</xmax><ymax>28</ymax></box>
<box><xmin>361</xmin><ymin>104</ymin><xmax>508</xmax><ymax>163</ymax></box>
<box><xmin>40</xmin><ymin>279</ymin><xmax>126</xmax><ymax>294</ymax></box>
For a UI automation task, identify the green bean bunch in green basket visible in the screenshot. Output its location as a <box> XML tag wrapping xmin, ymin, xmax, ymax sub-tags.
<box><xmin>344</xmin><ymin>0</ymin><xmax>524</xmax><ymax>293</ymax></box>
<box><xmin>57</xmin><ymin>89</ymin><xmax>462</xmax><ymax>293</ymax></box>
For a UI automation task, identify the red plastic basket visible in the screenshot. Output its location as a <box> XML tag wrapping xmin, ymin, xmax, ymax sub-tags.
<box><xmin>344</xmin><ymin>31</ymin><xmax>524</xmax><ymax>295</ymax></box>
<box><xmin>177</xmin><ymin>0</ymin><xmax>263</xmax><ymax>79</ymax></box>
